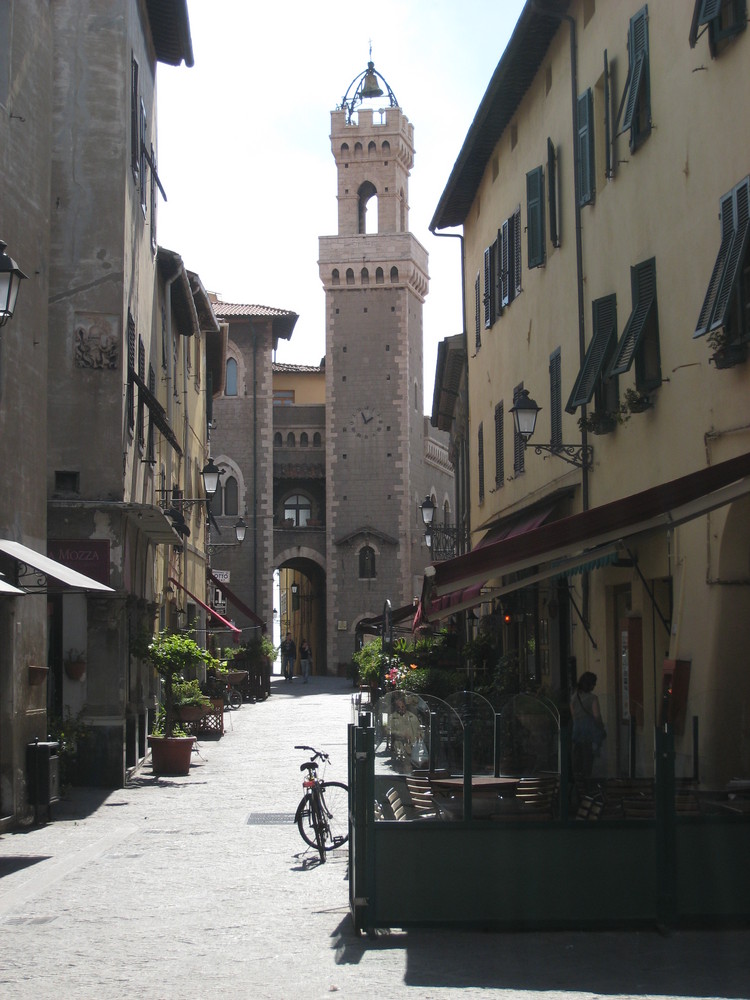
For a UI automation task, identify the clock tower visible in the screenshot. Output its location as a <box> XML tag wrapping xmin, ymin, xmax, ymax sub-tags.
<box><xmin>320</xmin><ymin>63</ymin><xmax>430</xmax><ymax>671</ymax></box>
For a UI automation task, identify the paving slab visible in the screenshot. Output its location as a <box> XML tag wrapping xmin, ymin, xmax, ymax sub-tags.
<box><xmin>0</xmin><ymin>675</ymin><xmax>748</xmax><ymax>1000</ymax></box>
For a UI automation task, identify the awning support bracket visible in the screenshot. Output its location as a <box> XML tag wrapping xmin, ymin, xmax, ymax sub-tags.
<box><xmin>565</xmin><ymin>584</ymin><xmax>598</xmax><ymax>650</ymax></box>
<box><xmin>623</xmin><ymin>544</ymin><xmax>671</xmax><ymax>636</ymax></box>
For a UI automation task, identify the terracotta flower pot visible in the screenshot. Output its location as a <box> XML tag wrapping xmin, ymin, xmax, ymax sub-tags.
<box><xmin>147</xmin><ymin>735</ymin><xmax>196</xmax><ymax>776</ymax></box>
<box><xmin>175</xmin><ymin>705</ymin><xmax>210</xmax><ymax>723</ymax></box>
<box><xmin>64</xmin><ymin>659</ymin><xmax>86</xmax><ymax>681</ymax></box>
<box><xmin>28</xmin><ymin>664</ymin><xmax>49</xmax><ymax>686</ymax></box>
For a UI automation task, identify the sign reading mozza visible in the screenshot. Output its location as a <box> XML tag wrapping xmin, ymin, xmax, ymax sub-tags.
<box><xmin>48</xmin><ymin>539</ymin><xmax>111</xmax><ymax>586</ymax></box>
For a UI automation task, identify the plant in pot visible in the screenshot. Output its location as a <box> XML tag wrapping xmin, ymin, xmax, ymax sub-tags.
<box><xmin>173</xmin><ymin>677</ymin><xmax>213</xmax><ymax>724</ymax></box>
<box><xmin>621</xmin><ymin>386</ymin><xmax>653</xmax><ymax>414</ymax></box>
<box><xmin>352</xmin><ymin>637</ymin><xmax>387</xmax><ymax>692</ymax></box>
<box><xmin>64</xmin><ymin>647</ymin><xmax>87</xmax><ymax>681</ymax></box>
<box><xmin>577</xmin><ymin>408</ymin><xmax>625</xmax><ymax>435</ymax></box>
<box><xmin>707</xmin><ymin>327</ymin><xmax>747</xmax><ymax>369</ymax></box>
<box><xmin>146</xmin><ymin>630</ymin><xmax>216</xmax><ymax>775</ymax></box>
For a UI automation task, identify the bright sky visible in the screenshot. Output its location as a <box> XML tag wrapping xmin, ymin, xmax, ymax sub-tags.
<box><xmin>157</xmin><ymin>0</ymin><xmax>526</xmax><ymax>409</ymax></box>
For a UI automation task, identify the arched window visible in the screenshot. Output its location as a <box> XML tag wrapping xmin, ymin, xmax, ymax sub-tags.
<box><xmin>286</xmin><ymin>432</ymin><xmax>295</xmax><ymax>447</ymax></box>
<box><xmin>225</xmin><ymin>357</ymin><xmax>238</xmax><ymax>396</ymax></box>
<box><xmin>382</xmin><ymin>140</ymin><xmax>390</xmax><ymax>154</ymax></box>
<box><xmin>346</xmin><ymin>268</ymin><xmax>355</xmax><ymax>285</ymax></box>
<box><xmin>376</xmin><ymin>267</ymin><xmax>384</xmax><ymax>284</ymax></box>
<box><xmin>332</xmin><ymin>268</ymin><xmax>340</xmax><ymax>286</ymax></box>
<box><xmin>354</xmin><ymin>141</ymin><xmax>363</xmax><ymax>156</ymax></box>
<box><xmin>443</xmin><ymin>501</ymin><xmax>451</xmax><ymax>525</ymax></box>
<box><xmin>313</xmin><ymin>432</ymin><xmax>322</xmax><ymax>447</ymax></box>
<box><xmin>274</xmin><ymin>432</ymin><xmax>282</xmax><ymax>448</ymax></box>
<box><xmin>361</xmin><ymin>267</ymin><xmax>369</xmax><ymax>285</ymax></box>
<box><xmin>358</xmin><ymin>181</ymin><xmax>378</xmax><ymax>235</ymax></box>
<box><xmin>400</xmin><ymin>188</ymin><xmax>406</xmax><ymax>231</ymax></box>
<box><xmin>284</xmin><ymin>493</ymin><xmax>311</xmax><ymax>527</ymax></box>
<box><xmin>390</xmin><ymin>266</ymin><xmax>399</xmax><ymax>283</ymax></box>
<box><xmin>359</xmin><ymin>545</ymin><xmax>376</xmax><ymax>579</ymax></box>
<box><xmin>223</xmin><ymin>475</ymin><xmax>239</xmax><ymax>516</ymax></box>
<box><xmin>300</xmin><ymin>432</ymin><xmax>309</xmax><ymax>448</ymax></box>
<box><xmin>368</xmin><ymin>140</ymin><xmax>376</xmax><ymax>154</ymax></box>
<box><xmin>340</xmin><ymin>143</ymin><xmax>349</xmax><ymax>156</ymax></box>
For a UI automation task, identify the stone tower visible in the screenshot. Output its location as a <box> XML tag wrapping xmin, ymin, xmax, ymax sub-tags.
<box><xmin>319</xmin><ymin>66</ymin><xmax>430</xmax><ymax>673</ymax></box>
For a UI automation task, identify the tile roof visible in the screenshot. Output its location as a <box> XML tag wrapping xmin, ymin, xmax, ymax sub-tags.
<box><xmin>212</xmin><ymin>302</ymin><xmax>297</xmax><ymax>319</ymax></box>
<box><xmin>273</xmin><ymin>362</ymin><xmax>324</xmax><ymax>374</ymax></box>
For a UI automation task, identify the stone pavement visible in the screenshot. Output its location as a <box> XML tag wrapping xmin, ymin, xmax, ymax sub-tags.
<box><xmin>1</xmin><ymin>674</ymin><xmax>749</xmax><ymax>1000</ymax></box>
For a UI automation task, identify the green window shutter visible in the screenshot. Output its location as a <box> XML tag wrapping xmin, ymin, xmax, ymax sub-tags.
<box><xmin>526</xmin><ymin>166</ymin><xmax>545</xmax><ymax>268</ymax></box>
<box><xmin>550</xmin><ymin>348</ymin><xmax>562</xmax><ymax>448</ymax></box>
<box><xmin>206</xmin><ymin>369</ymin><xmax>214</xmax><ymax>426</ymax></box>
<box><xmin>483</xmin><ymin>244</ymin><xmax>495</xmax><ymax>328</ymax></box>
<box><xmin>621</xmin><ymin>6</ymin><xmax>650</xmax><ymax>150</ymax></box>
<box><xmin>478</xmin><ymin>422</ymin><xmax>485</xmax><ymax>503</ymax></box>
<box><xmin>609</xmin><ymin>258</ymin><xmax>657</xmax><ymax>376</ymax></box>
<box><xmin>695</xmin><ymin>191</ymin><xmax>737</xmax><ymax>337</ymax></box>
<box><xmin>494</xmin><ymin>403</ymin><xmax>504</xmax><ymax>488</ymax></box>
<box><xmin>710</xmin><ymin>179</ymin><xmax>750</xmax><ymax>334</ymax></box>
<box><xmin>566</xmin><ymin>294</ymin><xmax>618</xmax><ymax>412</ymax></box>
<box><xmin>547</xmin><ymin>138</ymin><xmax>560</xmax><ymax>246</ymax></box>
<box><xmin>475</xmin><ymin>274</ymin><xmax>481</xmax><ymax>350</ymax></box>
<box><xmin>604</xmin><ymin>50</ymin><xmax>612</xmax><ymax>180</ymax></box>
<box><xmin>494</xmin><ymin>233</ymin><xmax>503</xmax><ymax>320</ymax></box>
<box><xmin>699</xmin><ymin>0</ymin><xmax>723</xmax><ymax>20</ymax></box>
<box><xmin>512</xmin><ymin>207</ymin><xmax>522</xmax><ymax>296</ymax></box>
<box><xmin>500</xmin><ymin>219</ymin><xmax>510</xmax><ymax>305</ymax></box>
<box><xmin>577</xmin><ymin>90</ymin><xmax>595</xmax><ymax>206</ymax></box>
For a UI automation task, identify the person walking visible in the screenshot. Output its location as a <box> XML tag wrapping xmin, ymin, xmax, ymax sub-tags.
<box><xmin>281</xmin><ymin>631</ymin><xmax>296</xmax><ymax>682</ymax></box>
<box><xmin>300</xmin><ymin>639</ymin><xmax>312</xmax><ymax>684</ymax></box>
<box><xmin>570</xmin><ymin>671</ymin><xmax>606</xmax><ymax>782</ymax></box>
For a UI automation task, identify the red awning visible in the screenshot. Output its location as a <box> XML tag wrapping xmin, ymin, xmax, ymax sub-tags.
<box><xmin>169</xmin><ymin>576</ymin><xmax>241</xmax><ymax>638</ymax></box>
<box><xmin>425</xmin><ymin>452</ymin><xmax>750</xmax><ymax>602</ymax></box>
<box><xmin>208</xmin><ymin>570</ymin><xmax>265</xmax><ymax>628</ymax></box>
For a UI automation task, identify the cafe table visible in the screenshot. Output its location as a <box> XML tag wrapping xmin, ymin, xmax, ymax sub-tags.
<box><xmin>428</xmin><ymin>775</ymin><xmax>521</xmax><ymax>818</ymax></box>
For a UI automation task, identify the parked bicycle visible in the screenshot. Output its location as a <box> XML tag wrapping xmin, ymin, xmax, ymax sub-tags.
<box><xmin>204</xmin><ymin>668</ymin><xmax>242</xmax><ymax>710</ymax></box>
<box><xmin>294</xmin><ymin>745</ymin><xmax>349</xmax><ymax>862</ymax></box>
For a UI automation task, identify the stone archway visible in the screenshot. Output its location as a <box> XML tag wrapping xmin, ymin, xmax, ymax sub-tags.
<box><xmin>275</xmin><ymin>547</ymin><xmax>327</xmax><ymax>677</ymax></box>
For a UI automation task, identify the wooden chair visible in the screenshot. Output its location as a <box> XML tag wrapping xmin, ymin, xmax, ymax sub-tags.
<box><xmin>386</xmin><ymin>787</ymin><xmax>407</xmax><ymax>821</ymax></box>
<box><xmin>575</xmin><ymin>793</ymin><xmax>604</xmax><ymax>821</ymax></box>
<box><xmin>405</xmin><ymin>774</ymin><xmax>438</xmax><ymax>816</ymax></box>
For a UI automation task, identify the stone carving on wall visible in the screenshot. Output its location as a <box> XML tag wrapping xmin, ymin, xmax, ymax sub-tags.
<box><xmin>74</xmin><ymin>312</ymin><xmax>119</xmax><ymax>369</ymax></box>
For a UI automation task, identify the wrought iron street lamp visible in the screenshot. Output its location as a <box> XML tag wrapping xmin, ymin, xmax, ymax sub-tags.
<box><xmin>206</xmin><ymin>518</ymin><xmax>247</xmax><ymax>554</ymax></box>
<box><xmin>0</xmin><ymin>240</ymin><xmax>27</xmax><ymax>327</ymax></box>
<box><xmin>509</xmin><ymin>388</ymin><xmax>593</xmax><ymax>470</ymax></box>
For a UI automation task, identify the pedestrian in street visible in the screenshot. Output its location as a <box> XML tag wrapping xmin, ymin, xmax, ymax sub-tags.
<box><xmin>281</xmin><ymin>631</ymin><xmax>296</xmax><ymax>681</ymax></box>
<box><xmin>570</xmin><ymin>671</ymin><xmax>606</xmax><ymax>782</ymax></box>
<box><xmin>300</xmin><ymin>638</ymin><xmax>312</xmax><ymax>684</ymax></box>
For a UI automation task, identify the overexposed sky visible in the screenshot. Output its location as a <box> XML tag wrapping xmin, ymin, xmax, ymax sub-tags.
<box><xmin>157</xmin><ymin>0</ymin><xmax>526</xmax><ymax>408</ymax></box>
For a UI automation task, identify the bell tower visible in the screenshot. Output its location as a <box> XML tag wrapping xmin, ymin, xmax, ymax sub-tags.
<box><xmin>320</xmin><ymin>62</ymin><xmax>430</xmax><ymax>673</ymax></box>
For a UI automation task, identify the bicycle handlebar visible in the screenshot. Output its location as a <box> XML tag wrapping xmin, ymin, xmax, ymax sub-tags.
<box><xmin>294</xmin><ymin>744</ymin><xmax>330</xmax><ymax>762</ymax></box>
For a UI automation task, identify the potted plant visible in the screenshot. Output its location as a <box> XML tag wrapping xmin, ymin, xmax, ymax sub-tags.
<box><xmin>64</xmin><ymin>648</ymin><xmax>87</xmax><ymax>681</ymax></box>
<box><xmin>708</xmin><ymin>328</ymin><xmax>747</xmax><ymax>369</ymax></box>
<box><xmin>622</xmin><ymin>387</ymin><xmax>653</xmax><ymax>414</ymax></box>
<box><xmin>173</xmin><ymin>678</ymin><xmax>213</xmax><ymax>724</ymax></box>
<box><xmin>146</xmin><ymin>630</ymin><xmax>216</xmax><ymax>775</ymax></box>
<box><xmin>577</xmin><ymin>409</ymin><xmax>623</xmax><ymax>435</ymax></box>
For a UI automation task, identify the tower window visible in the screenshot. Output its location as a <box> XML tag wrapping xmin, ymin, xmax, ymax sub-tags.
<box><xmin>332</xmin><ymin>269</ymin><xmax>340</xmax><ymax>285</ymax></box>
<box><xmin>225</xmin><ymin>357</ymin><xmax>238</xmax><ymax>396</ymax></box>
<box><xmin>390</xmin><ymin>266</ymin><xmax>399</xmax><ymax>283</ymax></box>
<box><xmin>284</xmin><ymin>494</ymin><xmax>311</xmax><ymax>527</ymax></box>
<box><xmin>376</xmin><ymin>267</ymin><xmax>384</xmax><ymax>284</ymax></box>
<box><xmin>358</xmin><ymin>181</ymin><xmax>378</xmax><ymax>234</ymax></box>
<box><xmin>359</xmin><ymin>545</ymin><xmax>376</xmax><ymax>579</ymax></box>
<box><xmin>346</xmin><ymin>268</ymin><xmax>355</xmax><ymax>285</ymax></box>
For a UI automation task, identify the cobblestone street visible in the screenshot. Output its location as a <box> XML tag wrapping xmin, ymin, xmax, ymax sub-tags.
<box><xmin>1</xmin><ymin>675</ymin><xmax>749</xmax><ymax>1000</ymax></box>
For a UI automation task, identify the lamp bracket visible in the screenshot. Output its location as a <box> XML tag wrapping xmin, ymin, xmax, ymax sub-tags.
<box><xmin>530</xmin><ymin>442</ymin><xmax>593</xmax><ymax>470</ymax></box>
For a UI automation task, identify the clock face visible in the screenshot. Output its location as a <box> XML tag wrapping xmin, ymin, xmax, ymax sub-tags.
<box><xmin>348</xmin><ymin>407</ymin><xmax>384</xmax><ymax>439</ymax></box>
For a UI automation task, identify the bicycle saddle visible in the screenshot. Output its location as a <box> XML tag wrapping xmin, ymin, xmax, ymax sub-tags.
<box><xmin>300</xmin><ymin>761</ymin><xmax>318</xmax><ymax>772</ymax></box>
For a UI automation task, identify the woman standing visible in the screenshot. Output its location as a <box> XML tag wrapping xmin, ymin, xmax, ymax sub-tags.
<box><xmin>570</xmin><ymin>671</ymin><xmax>605</xmax><ymax>781</ymax></box>
<box><xmin>300</xmin><ymin>639</ymin><xmax>312</xmax><ymax>684</ymax></box>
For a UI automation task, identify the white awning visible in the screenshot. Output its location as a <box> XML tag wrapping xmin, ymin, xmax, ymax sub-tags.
<box><xmin>0</xmin><ymin>577</ymin><xmax>25</xmax><ymax>595</ymax></box>
<box><xmin>0</xmin><ymin>539</ymin><xmax>114</xmax><ymax>593</ymax></box>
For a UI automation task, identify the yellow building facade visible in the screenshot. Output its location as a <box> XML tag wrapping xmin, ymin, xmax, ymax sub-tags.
<box><xmin>430</xmin><ymin>0</ymin><xmax>750</xmax><ymax>784</ymax></box>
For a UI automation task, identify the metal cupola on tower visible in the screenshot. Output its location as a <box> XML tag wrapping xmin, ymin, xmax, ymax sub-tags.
<box><xmin>339</xmin><ymin>53</ymin><xmax>399</xmax><ymax>123</ymax></box>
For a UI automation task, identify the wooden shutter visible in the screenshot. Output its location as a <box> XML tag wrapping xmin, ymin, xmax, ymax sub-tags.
<box><xmin>550</xmin><ymin>349</ymin><xmax>562</xmax><ymax>448</ymax></box>
<box><xmin>547</xmin><ymin>138</ymin><xmax>560</xmax><ymax>246</ymax></box>
<box><xmin>567</xmin><ymin>295</ymin><xmax>618</xmax><ymax>411</ymax></box>
<box><xmin>513</xmin><ymin>207</ymin><xmax>522</xmax><ymax>296</ymax></box>
<box><xmin>695</xmin><ymin>191</ymin><xmax>737</xmax><ymax>337</ymax></box>
<box><xmin>475</xmin><ymin>274</ymin><xmax>481</xmax><ymax>349</ymax></box>
<box><xmin>500</xmin><ymin>219</ymin><xmax>510</xmax><ymax>306</ymax></box>
<box><xmin>577</xmin><ymin>90</ymin><xmax>595</xmax><ymax>206</ymax></box>
<box><xmin>483</xmin><ymin>244</ymin><xmax>495</xmax><ymax>328</ymax></box>
<box><xmin>494</xmin><ymin>403</ymin><xmax>504</xmax><ymax>488</ymax></box>
<box><xmin>526</xmin><ymin>166</ymin><xmax>545</xmax><ymax>268</ymax></box>
<box><xmin>478</xmin><ymin>422</ymin><xmax>485</xmax><ymax>503</ymax></box>
<box><xmin>609</xmin><ymin>258</ymin><xmax>657</xmax><ymax>376</ymax></box>
<box><xmin>711</xmin><ymin>179</ymin><xmax>750</xmax><ymax>333</ymax></box>
<box><xmin>494</xmin><ymin>233</ymin><xmax>503</xmax><ymax>320</ymax></box>
<box><xmin>621</xmin><ymin>7</ymin><xmax>650</xmax><ymax>148</ymax></box>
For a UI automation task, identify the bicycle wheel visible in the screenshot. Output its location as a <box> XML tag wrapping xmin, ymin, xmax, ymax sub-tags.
<box><xmin>317</xmin><ymin>781</ymin><xmax>349</xmax><ymax>851</ymax></box>
<box><xmin>227</xmin><ymin>687</ymin><xmax>242</xmax><ymax>710</ymax></box>
<box><xmin>296</xmin><ymin>794</ymin><xmax>320</xmax><ymax>851</ymax></box>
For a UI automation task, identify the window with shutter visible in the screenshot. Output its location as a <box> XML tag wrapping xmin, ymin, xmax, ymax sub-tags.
<box><xmin>500</xmin><ymin>219</ymin><xmax>510</xmax><ymax>306</ymax></box>
<box><xmin>483</xmin><ymin>244</ymin><xmax>495</xmax><ymax>329</ymax></box>
<box><xmin>475</xmin><ymin>274</ymin><xmax>481</xmax><ymax>350</ymax></box>
<box><xmin>526</xmin><ymin>166</ymin><xmax>545</xmax><ymax>268</ymax></box>
<box><xmin>137</xmin><ymin>338</ymin><xmax>146</xmax><ymax>451</ymax></box>
<box><xmin>513</xmin><ymin>207</ymin><xmax>522</xmax><ymax>296</ymax></box>
<box><xmin>690</xmin><ymin>0</ymin><xmax>746</xmax><ymax>53</ymax></box>
<box><xmin>549</xmin><ymin>349</ymin><xmax>562</xmax><ymax>449</ymax></box>
<box><xmin>494</xmin><ymin>403</ymin><xmax>504</xmax><ymax>489</ymax></box>
<box><xmin>478</xmin><ymin>423</ymin><xmax>485</xmax><ymax>503</ymax></box>
<box><xmin>620</xmin><ymin>6</ymin><xmax>651</xmax><ymax>152</ymax></box>
<box><xmin>513</xmin><ymin>384</ymin><xmax>526</xmax><ymax>476</ymax></box>
<box><xmin>608</xmin><ymin>258</ymin><xmax>661</xmax><ymax>391</ymax></box>
<box><xmin>127</xmin><ymin>312</ymin><xmax>135</xmax><ymax>433</ymax></box>
<box><xmin>548</xmin><ymin>138</ymin><xmax>560</xmax><ymax>246</ymax></box>
<box><xmin>130</xmin><ymin>56</ymin><xmax>140</xmax><ymax>182</ymax></box>
<box><xmin>567</xmin><ymin>294</ymin><xmax>618</xmax><ymax>412</ymax></box>
<box><xmin>577</xmin><ymin>90</ymin><xmax>595</xmax><ymax>206</ymax></box>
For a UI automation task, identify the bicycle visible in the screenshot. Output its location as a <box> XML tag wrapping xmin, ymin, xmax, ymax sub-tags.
<box><xmin>294</xmin><ymin>745</ymin><xmax>349</xmax><ymax>862</ymax></box>
<box><xmin>204</xmin><ymin>670</ymin><xmax>242</xmax><ymax>710</ymax></box>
